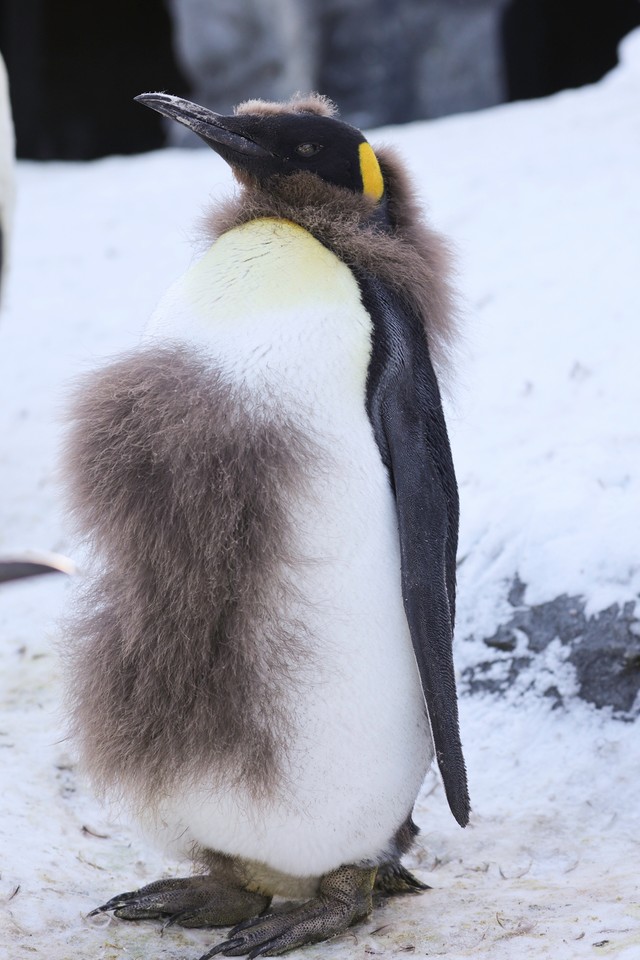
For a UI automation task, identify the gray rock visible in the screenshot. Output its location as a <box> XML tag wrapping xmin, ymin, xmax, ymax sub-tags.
<box><xmin>413</xmin><ymin>0</ymin><xmax>507</xmax><ymax>119</ymax></box>
<box><xmin>166</xmin><ymin>0</ymin><xmax>316</xmax><ymax>144</ymax></box>
<box><xmin>318</xmin><ymin>0</ymin><xmax>507</xmax><ymax>128</ymax></box>
<box><xmin>166</xmin><ymin>0</ymin><xmax>508</xmax><ymax>133</ymax></box>
<box><xmin>463</xmin><ymin>578</ymin><xmax>640</xmax><ymax>717</ymax></box>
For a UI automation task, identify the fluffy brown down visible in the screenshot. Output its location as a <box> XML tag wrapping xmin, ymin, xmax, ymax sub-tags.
<box><xmin>204</xmin><ymin>145</ymin><xmax>459</xmax><ymax>380</ymax></box>
<box><xmin>235</xmin><ymin>92</ymin><xmax>337</xmax><ymax>118</ymax></box>
<box><xmin>63</xmin><ymin>345</ymin><xmax>315</xmax><ymax>808</ymax></box>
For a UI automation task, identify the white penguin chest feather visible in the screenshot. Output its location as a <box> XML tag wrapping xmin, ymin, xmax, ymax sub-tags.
<box><xmin>143</xmin><ymin>219</ymin><xmax>433</xmax><ymax>877</ymax></box>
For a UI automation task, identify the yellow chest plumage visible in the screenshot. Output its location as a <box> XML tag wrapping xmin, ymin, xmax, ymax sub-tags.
<box><xmin>146</xmin><ymin>216</ymin><xmax>374</xmax><ymax>402</ymax></box>
<box><xmin>186</xmin><ymin>218</ymin><xmax>358</xmax><ymax>319</ymax></box>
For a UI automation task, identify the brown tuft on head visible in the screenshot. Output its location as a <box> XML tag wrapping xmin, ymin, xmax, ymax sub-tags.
<box><xmin>204</xmin><ymin>144</ymin><xmax>459</xmax><ymax>383</ymax></box>
<box><xmin>61</xmin><ymin>345</ymin><xmax>316</xmax><ymax>809</ymax></box>
<box><xmin>235</xmin><ymin>92</ymin><xmax>337</xmax><ymax>119</ymax></box>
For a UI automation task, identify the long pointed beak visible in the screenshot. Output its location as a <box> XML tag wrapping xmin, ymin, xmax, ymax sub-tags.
<box><xmin>135</xmin><ymin>93</ymin><xmax>271</xmax><ymax>160</ymax></box>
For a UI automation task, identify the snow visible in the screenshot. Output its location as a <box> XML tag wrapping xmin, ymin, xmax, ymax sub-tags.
<box><xmin>2</xmin><ymin>29</ymin><xmax>640</xmax><ymax>960</ymax></box>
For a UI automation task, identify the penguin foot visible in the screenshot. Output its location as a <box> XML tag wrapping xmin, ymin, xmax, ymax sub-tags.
<box><xmin>201</xmin><ymin>865</ymin><xmax>376</xmax><ymax>957</ymax></box>
<box><xmin>374</xmin><ymin>860</ymin><xmax>430</xmax><ymax>896</ymax></box>
<box><xmin>89</xmin><ymin>875</ymin><xmax>271</xmax><ymax>927</ymax></box>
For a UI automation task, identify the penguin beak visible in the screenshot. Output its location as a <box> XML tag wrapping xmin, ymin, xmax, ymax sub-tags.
<box><xmin>135</xmin><ymin>93</ymin><xmax>272</xmax><ymax>162</ymax></box>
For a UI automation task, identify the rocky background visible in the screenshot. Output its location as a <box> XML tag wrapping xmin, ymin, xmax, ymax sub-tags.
<box><xmin>462</xmin><ymin>580</ymin><xmax>640</xmax><ymax>717</ymax></box>
<box><xmin>1</xmin><ymin>0</ymin><xmax>639</xmax><ymax>157</ymax></box>
<box><xmin>166</xmin><ymin>0</ymin><xmax>508</xmax><ymax>135</ymax></box>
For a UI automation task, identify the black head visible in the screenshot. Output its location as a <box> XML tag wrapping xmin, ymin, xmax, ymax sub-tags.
<box><xmin>135</xmin><ymin>93</ymin><xmax>385</xmax><ymax>203</ymax></box>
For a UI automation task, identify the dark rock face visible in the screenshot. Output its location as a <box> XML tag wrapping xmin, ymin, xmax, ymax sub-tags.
<box><xmin>316</xmin><ymin>0</ymin><xmax>507</xmax><ymax>129</ymax></box>
<box><xmin>0</xmin><ymin>0</ymin><xmax>187</xmax><ymax>159</ymax></box>
<box><xmin>502</xmin><ymin>0</ymin><xmax>640</xmax><ymax>101</ymax></box>
<box><xmin>168</xmin><ymin>0</ymin><xmax>508</xmax><ymax>132</ymax></box>
<box><xmin>166</xmin><ymin>0</ymin><xmax>640</xmax><ymax>132</ymax></box>
<box><xmin>166</xmin><ymin>0</ymin><xmax>316</xmax><ymax>130</ymax></box>
<box><xmin>3</xmin><ymin>0</ymin><xmax>639</xmax><ymax>157</ymax></box>
<box><xmin>463</xmin><ymin>578</ymin><xmax>640</xmax><ymax>717</ymax></box>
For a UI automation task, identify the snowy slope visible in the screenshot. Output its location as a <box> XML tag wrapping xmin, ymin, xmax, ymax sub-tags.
<box><xmin>1</xmin><ymin>30</ymin><xmax>639</xmax><ymax>960</ymax></box>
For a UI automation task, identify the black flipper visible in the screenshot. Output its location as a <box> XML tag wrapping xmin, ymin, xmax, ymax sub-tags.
<box><xmin>0</xmin><ymin>553</ymin><xmax>75</xmax><ymax>585</ymax></box>
<box><xmin>358</xmin><ymin>272</ymin><xmax>469</xmax><ymax>828</ymax></box>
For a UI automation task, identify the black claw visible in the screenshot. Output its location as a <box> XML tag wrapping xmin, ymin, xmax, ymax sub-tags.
<box><xmin>164</xmin><ymin>909</ymin><xmax>194</xmax><ymax>929</ymax></box>
<box><xmin>248</xmin><ymin>939</ymin><xmax>281</xmax><ymax>959</ymax></box>
<box><xmin>375</xmin><ymin>865</ymin><xmax>432</xmax><ymax>896</ymax></box>
<box><xmin>410</xmin><ymin>878</ymin><xmax>431</xmax><ymax>890</ymax></box>
<box><xmin>229</xmin><ymin>915</ymin><xmax>272</xmax><ymax>936</ymax></box>
<box><xmin>88</xmin><ymin>896</ymin><xmax>129</xmax><ymax>916</ymax></box>
<box><xmin>198</xmin><ymin>947</ymin><xmax>222</xmax><ymax>960</ymax></box>
<box><xmin>248</xmin><ymin>947</ymin><xmax>267</xmax><ymax>959</ymax></box>
<box><xmin>224</xmin><ymin>938</ymin><xmax>246</xmax><ymax>951</ymax></box>
<box><xmin>200</xmin><ymin>939</ymin><xmax>243</xmax><ymax>959</ymax></box>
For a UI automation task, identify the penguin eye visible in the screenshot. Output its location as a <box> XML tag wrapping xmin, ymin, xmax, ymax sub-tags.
<box><xmin>295</xmin><ymin>142</ymin><xmax>323</xmax><ymax>158</ymax></box>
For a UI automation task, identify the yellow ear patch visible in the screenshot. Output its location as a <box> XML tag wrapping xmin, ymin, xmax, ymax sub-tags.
<box><xmin>358</xmin><ymin>142</ymin><xmax>384</xmax><ymax>201</ymax></box>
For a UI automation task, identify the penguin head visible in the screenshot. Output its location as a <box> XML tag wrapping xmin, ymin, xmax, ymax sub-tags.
<box><xmin>135</xmin><ymin>92</ymin><xmax>385</xmax><ymax>203</ymax></box>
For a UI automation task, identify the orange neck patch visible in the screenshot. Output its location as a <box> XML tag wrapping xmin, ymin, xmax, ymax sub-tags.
<box><xmin>358</xmin><ymin>142</ymin><xmax>384</xmax><ymax>201</ymax></box>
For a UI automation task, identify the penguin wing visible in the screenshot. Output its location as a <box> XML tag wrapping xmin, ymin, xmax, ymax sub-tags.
<box><xmin>358</xmin><ymin>273</ymin><xmax>470</xmax><ymax>828</ymax></box>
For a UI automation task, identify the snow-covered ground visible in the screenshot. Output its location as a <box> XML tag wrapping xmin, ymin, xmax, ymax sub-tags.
<box><xmin>1</xmin><ymin>30</ymin><xmax>639</xmax><ymax>960</ymax></box>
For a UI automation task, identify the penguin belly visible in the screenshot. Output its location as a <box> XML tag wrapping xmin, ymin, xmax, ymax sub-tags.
<box><xmin>142</xmin><ymin>218</ymin><xmax>434</xmax><ymax>878</ymax></box>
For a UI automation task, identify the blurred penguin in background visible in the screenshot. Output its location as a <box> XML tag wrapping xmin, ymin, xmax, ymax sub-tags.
<box><xmin>0</xmin><ymin>55</ymin><xmax>74</xmax><ymax>586</ymax></box>
<box><xmin>0</xmin><ymin>51</ymin><xmax>15</xmax><ymax>303</ymax></box>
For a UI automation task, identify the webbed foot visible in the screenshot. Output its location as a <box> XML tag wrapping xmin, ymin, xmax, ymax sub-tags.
<box><xmin>202</xmin><ymin>865</ymin><xmax>376</xmax><ymax>957</ymax></box>
<box><xmin>90</xmin><ymin>874</ymin><xmax>270</xmax><ymax>927</ymax></box>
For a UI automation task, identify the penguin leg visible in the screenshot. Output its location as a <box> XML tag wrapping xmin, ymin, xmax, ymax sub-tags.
<box><xmin>203</xmin><ymin>864</ymin><xmax>376</xmax><ymax>958</ymax></box>
<box><xmin>89</xmin><ymin>855</ymin><xmax>271</xmax><ymax>928</ymax></box>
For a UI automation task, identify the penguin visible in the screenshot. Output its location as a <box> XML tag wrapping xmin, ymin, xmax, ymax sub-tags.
<box><xmin>0</xmin><ymin>61</ymin><xmax>72</xmax><ymax>586</ymax></box>
<box><xmin>63</xmin><ymin>92</ymin><xmax>469</xmax><ymax>958</ymax></box>
<box><xmin>0</xmin><ymin>52</ymin><xmax>15</xmax><ymax>303</ymax></box>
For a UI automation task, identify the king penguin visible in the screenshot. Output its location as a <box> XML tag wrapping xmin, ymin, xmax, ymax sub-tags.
<box><xmin>63</xmin><ymin>92</ymin><xmax>469</xmax><ymax>958</ymax></box>
<box><xmin>0</xmin><ymin>51</ymin><xmax>15</xmax><ymax>304</ymax></box>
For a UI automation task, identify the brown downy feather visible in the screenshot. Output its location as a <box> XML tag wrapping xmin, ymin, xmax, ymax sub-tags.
<box><xmin>62</xmin><ymin>345</ymin><xmax>315</xmax><ymax>808</ymax></box>
<box><xmin>235</xmin><ymin>92</ymin><xmax>337</xmax><ymax>119</ymax></box>
<box><xmin>204</xmin><ymin>144</ymin><xmax>459</xmax><ymax>379</ymax></box>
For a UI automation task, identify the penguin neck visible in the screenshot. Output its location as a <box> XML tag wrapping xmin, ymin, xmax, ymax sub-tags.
<box><xmin>203</xmin><ymin>165</ymin><xmax>458</xmax><ymax>381</ymax></box>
